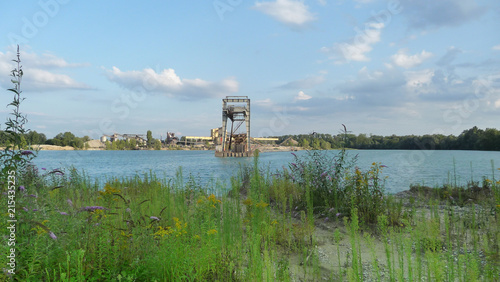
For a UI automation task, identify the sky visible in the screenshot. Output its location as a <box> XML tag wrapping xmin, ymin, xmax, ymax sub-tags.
<box><xmin>0</xmin><ymin>0</ymin><xmax>499</xmax><ymax>140</ymax></box>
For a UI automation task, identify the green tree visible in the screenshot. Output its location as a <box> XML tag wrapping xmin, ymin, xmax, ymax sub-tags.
<box><xmin>128</xmin><ymin>139</ymin><xmax>137</xmax><ymax>149</ymax></box>
<box><xmin>300</xmin><ymin>138</ymin><xmax>309</xmax><ymax>148</ymax></box>
<box><xmin>147</xmin><ymin>130</ymin><xmax>153</xmax><ymax>148</ymax></box>
<box><xmin>62</xmin><ymin>132</ymin><xmax>76</xmax><ymax>146</ymax></box>
<box><xmin>105</xmin><ymin>140</ymin><xmax>111</xmax><ymax>150</ymax></box>
<box><xmin>479</xmin><ymin>128</ymin><xmax>500</xmax><ymax>151</ymax></box>
<box><xmin>312</xmin><ymin>138</ymin><xmax>321</xmax><ymax>150</ymax></box>
<box><xmin>320</xmin><ymin>139</ymin><xmax>331</xmax><ymax>150</ymax></box>
<box><xmin>0</xmin><ymin>131</ymin><xmax>10</xmax><ymax>146</ymax></box>
<box><xmin>154</xmin><ymin>139</ymin><xmax>162</xmax><ymax>150</ymax></box>
<box><xmin>25</xmin><ymin>131</ymin><xmax>46</xmax><ymax>144</ymax></box>
<box><xmin>19</xmin><ymin>135</ymin><xmax>27</xmax><ymax>149</ymax></box>
<box><xmin>456</xmin><ymin>126</ymin><xmax>483</xmax><ymax>150</ymax></box>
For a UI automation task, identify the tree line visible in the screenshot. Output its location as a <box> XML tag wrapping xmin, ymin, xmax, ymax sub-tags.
<box><xmin>0</xmin><ymin>131</ymin><xmax>91</xmax><ymax>149</ymax></box>
<box><xmin>0</xmin><ymin>130</ymin><xmax>162</xmax><ymax>150</ymax></box>
<box><xmin>1</xmin><ymin>126</ymin><xmax>498</xmax><ymax>151</ymax></box>
<box><xmin>278</xmin><ymin>126</ymin><xmax>500</xmax><ymax>151</ymax></box>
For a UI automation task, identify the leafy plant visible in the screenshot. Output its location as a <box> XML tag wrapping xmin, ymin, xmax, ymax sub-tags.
<box><xmin>0</xmin><ymin>45</ymin><xmax>36</xmax><ymax>181</ymax></box>
<box><xmin>286</xmin><ymin>127</ymin><xmax>390</xmax><ymax>225</ymax></box>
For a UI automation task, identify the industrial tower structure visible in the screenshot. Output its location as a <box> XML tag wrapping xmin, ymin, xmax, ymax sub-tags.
<box><xmin>216</xmin><ymin>96</ymin><xmax>252</xmax><ymax>157</ymax></box>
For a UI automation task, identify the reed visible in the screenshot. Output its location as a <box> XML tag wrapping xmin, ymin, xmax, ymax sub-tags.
<box><xmin>1</xmin><ymin>149</ymin><xmax>499</xmax><ymax>281</ymax></box>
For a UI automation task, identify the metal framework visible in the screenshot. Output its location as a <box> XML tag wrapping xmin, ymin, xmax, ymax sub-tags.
<box><xmin>221</xmin><ymin>96</ymin><xmax>250</xmax><ymax>154</ymax></box>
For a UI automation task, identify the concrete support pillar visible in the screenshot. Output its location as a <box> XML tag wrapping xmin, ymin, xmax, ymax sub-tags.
<box><xmin>221</xmin><ymin>100</ymin><xmax>227</xmax><ymax>152</ymax></box>
<box><xmin>246</xmin><ymin>99</ymin><xmax>250</xmax><ymax>153</ymax></box>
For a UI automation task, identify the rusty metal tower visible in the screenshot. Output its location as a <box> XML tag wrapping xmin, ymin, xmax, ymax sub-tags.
<box><xmin>219</xmin><ymin>96</ymin><xmax>251</xmax><ymax>157</ymax></box>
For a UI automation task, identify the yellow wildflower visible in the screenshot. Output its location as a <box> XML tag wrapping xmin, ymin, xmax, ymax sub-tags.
<box><xmin>32</xmin><ymin>220</ymin><xmax>50</xmax><ymax>235</ymax></box>
<box><xmin>208</xmin><ymin>194</ymin><xmax>221</xmax><ymax>204</ymax></box>
<box><xmin>99</xmin><ymin>183</ymin><xmax>121</xmax><ymax>196</ymax></box>
<box><xmin>255</xmin><ymin>202</ymin><xmax>269</xmax><ymax>208</ymax></box>
<box><xmin>207</xmin><ymin>229</ymin><xmax>218</xmax><ymax>235</ymax></box>
<box><xmin>91</xmin><ymin>209</ymin><xmax>107</xmax><ymax>219</ymax></box>
<box><xmin>121</xmin><ymin>231</ymin><xmax>132</xmax><ymax>238</ymax></box>
<box><xmin>153</xmin><ymin>226</ymin><xmax>174</xmax><ymax>238</ymax></box>
<box><xmin>243</xmin><ymin>198</ymin><xmax>253</xmax><ymax>206</ymax></box>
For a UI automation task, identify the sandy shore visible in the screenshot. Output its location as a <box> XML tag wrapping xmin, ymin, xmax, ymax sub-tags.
<box><xmin>4</xmin><ymin>143</ymin><xmax>304</xmax><ymax>152</ymax></box>
<box><xmin>2</xmin><ymin>139</ymin><xmax>306</xmax><ymax>152</ymax></box>
<box><xmin>0</xmin><ymin>145</ymin><xmax>76</xmax><ymax>151</ymax></box>
<box><xmin>35</xmin><ymin>144</ymin><xmax>75</xmax><ymax>150</ymax></box>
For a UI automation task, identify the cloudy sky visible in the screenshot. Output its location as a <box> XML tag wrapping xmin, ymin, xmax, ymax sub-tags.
<box><xmin>1</xmin><ymin>0</ymin><xmax>499</xmax><ymax>139</ymax></box>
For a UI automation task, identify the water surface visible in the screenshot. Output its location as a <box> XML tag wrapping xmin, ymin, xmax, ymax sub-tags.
<box><xmin>32</xmin><ymin>149</ymin><xmax>500</xmax><ymax>193</ymax></box>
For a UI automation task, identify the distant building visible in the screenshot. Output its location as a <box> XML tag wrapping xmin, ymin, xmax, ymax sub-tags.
<box><xmin>211</xmin><ymin>127</ymin><xmax>226</xmax><ymax>145</ymax></box>
<box><xmin>166</xmin><ymin>132</ymin><xmax>179</xmax><ymax>145</ymax></box>
<box><xmin>100</xmin><ymin>133</ymin><xmax>146</xmax><ymax>146</ymax></box>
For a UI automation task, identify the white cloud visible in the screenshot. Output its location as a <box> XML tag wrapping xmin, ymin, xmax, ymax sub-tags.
<box><xmin>254</xmin><ymin>98</ymin><xmax>283</xmax><ymax>111</ymax></box>
<box><xmin>495</xmin><ymin>99</ymin><xmax>500</xmax><ymax>108</ymax></box>
<box><xmin>492</xmin><ymin>44</ymin><xmax>500</xmax><ymax>51</ymax></box>
<box><xmin>254</xmin><ymin>0</ymin><xmax>316</xmax><ymax>27</ymax></box>
<box><xmin>405</xmin><ymin>69</ymin><xmax>434</xmax><ymax>88</ymax></box>
<box><xmin>391</xmin><ymin>49</ymin><xmax>433</xmax><ymax>68</ymax></box>
<box><xmin>0</xmin><ymin>49</ymin><xmax>90</xmax><ymax>91</ymax></box>
<box><xmin>280</xmin><ymin>75</ymin><xmax>325</xmax><ymax>89</ymax></box>
<box><xmin>106</xmin><ymin>67</ymin><xmax>238</xmax><ymax>100</ymax></box>
<box><xmin>294</xmin><ymin>91</ymin><xmax>312</xmax><ymax>101</ymax></box>
<box><xmin>335</xmin><ymin>95</ymin><xmax>354</xmax><ymax>101</ymax></box>
<box><xmin>318</xmin><ymin>0</ymin><xmax>326</xmax><ymax>6</ymax></box>
<box><xmin>22</xmin><ymin>52</ymin><xmax>88</xmax><ymax>68</ymax></box>
<box><xmin>322</xmin><ymin>22</ymin><xmax>384</xmax><ymax>63</ymax></box>
<box><xmin>26</xmin><ymin>68</ymin><xmax>90</xmax><ymax>90</ymax></box>
<box><xmin>254</xmin><ymin>98</ymin><xmax>273</xmax><ymax>107</ymax></box>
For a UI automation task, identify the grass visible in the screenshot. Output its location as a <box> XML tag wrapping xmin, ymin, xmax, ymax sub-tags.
<box><xmin>1</xmin><ymin>152</ymin><xmax>499</xmax><ymax>281</ymax></box>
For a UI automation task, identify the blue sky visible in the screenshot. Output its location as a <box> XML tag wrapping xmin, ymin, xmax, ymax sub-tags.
<box><xmin>1</xmin><ymin>0</ymin><xmax>499</xmax><ymax>139</ymax></box>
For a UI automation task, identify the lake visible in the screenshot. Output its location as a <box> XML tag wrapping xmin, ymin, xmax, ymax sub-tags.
<box><xmin>31</xmin><ymin>149</ymin><xmax>500</xmax><ymax>194</ymax></box>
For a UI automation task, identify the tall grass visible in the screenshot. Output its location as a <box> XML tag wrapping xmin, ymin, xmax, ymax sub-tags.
<box><xmin>1</xmin><ymin>152</ymin><xmax>499</xmax><ymax>281</ymax></box>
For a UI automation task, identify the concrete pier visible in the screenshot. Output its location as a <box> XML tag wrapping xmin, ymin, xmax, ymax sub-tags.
<box><xmin>215</xmin><ymin>151</ymin><xmax>254</xmax><ymax>158</ymax></box>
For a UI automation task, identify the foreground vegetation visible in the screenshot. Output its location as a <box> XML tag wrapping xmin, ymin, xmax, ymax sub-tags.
<box><xmin>1</xmin><ymin>149</ymin><xmax>499</xmax><ymax>281</ymax></box>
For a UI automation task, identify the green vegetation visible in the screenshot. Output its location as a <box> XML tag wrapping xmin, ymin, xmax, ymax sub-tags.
<box><xmin>280</xmin><ymin>126</ymin><xmax>500</xmax><ymax>151</ymax></box>
<box><xmin>46</xmin><ymin>132</ymin><xmax>90</xmax><ymax>149</ymax></box>
<box><xmin>0</xmin><ymin>46</ymin><xmax>36</xmax><ymax>179</ymax></box>
<box><xmin>1</xmin><ymin>148</ymin><xmax>499</xmax><ymax>281</ymax></box>
<box><xmin>4</xmin><ymin>126</ymin><xmax>500</xmax><ymax>151</ymax></box>
<box><xmin>286</xmin><ymin>148</ymin><xmax>387</xmax><ymax>225</ymax></box>
<box><xmin>104</xmin><ymin>139</ymin><xmax>141</xmax><ymax>150</ymax></box>
<box><xmin>102</xmin><ymin>130</ymin><xmax>162</xmax><ymax>150</ymax></box>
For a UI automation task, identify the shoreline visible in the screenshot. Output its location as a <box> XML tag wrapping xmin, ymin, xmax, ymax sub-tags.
<box><xmin>7</xmin><ymin>144</ymin><xmax>305</xmax><ymax>152</ymax></box>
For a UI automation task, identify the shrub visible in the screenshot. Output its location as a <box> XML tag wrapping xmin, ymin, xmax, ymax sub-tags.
<box><xmin>286</xmin><ymin>149</ymin><xmax>388</xmax><ymax>224</ymax></box>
